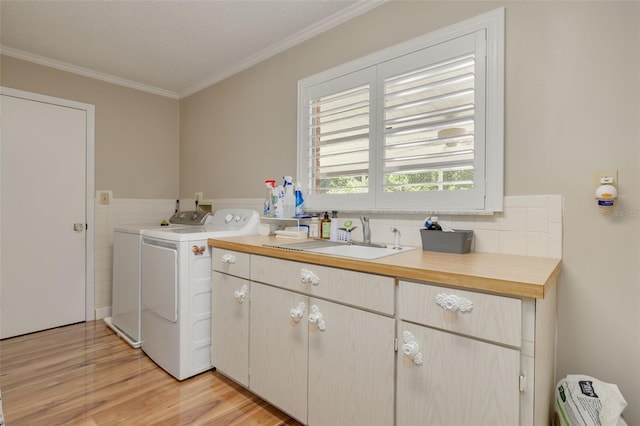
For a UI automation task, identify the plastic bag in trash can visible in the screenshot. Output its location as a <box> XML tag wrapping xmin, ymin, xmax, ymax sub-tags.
<box><xmin>555</xmin><ymin>375</ymin><xmax>627</xmax><ymax>426</ymax></box>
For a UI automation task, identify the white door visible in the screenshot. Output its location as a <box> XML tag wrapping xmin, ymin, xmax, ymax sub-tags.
<box><xmin>1</xmin><ymin>89</ymin><xmax>93</xmax><ymax>339</ymax></box>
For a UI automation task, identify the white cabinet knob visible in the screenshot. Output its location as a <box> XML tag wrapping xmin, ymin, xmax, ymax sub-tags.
<box><xmin>308</xmin><ymin>305</ymin><xmax>326</xmax><ymax>331</ymax></box>
<box><xmin>401</xmin><ymin>331</ymin><xmax>423</xmax><ymax>366</ymax></box>
<box><xmin>289</xmin><ymin>302</ymin><xmax>306</xmax><ymax>323</ymax></box>
<box><xmin>221</xmin><ymin>253</ymin><xmax>237</xmax><ymax>264</ymax></box>
<box><xmin>233</xmin><ymin>284</ymin><xmax>248</xmax><ymax>303</ymax></box>
<box><xmin>435</xmin><ymin>293</ymin><xmax>473</xmax><ymax>313</ymax></box>
<box><xmin>300</xmin><ymin>268</ymin><xmax>320</xmax><ymax>286</ymax></box>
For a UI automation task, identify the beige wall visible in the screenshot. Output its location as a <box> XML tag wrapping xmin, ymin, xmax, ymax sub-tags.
<box><xmin>181</xmin><ymin>1</ymin><xmax>640</xmax><ymax>423</ymax></box>
<box><xmin>1</xmin><ymin>55</ymin><xmax>180</xmax><ymax>199</ymax></box>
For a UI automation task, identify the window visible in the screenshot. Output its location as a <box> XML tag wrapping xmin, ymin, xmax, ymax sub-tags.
<box><xmin>298</xmin><ymin>8</ymin><xmax>504</xmax><ymax>213</ymax></box>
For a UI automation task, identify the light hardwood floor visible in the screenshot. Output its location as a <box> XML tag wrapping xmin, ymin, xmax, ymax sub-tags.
<box><xmin>0</xmin><ymin>320</ymin><xmax>302</xmax><ymax>425</ymax></box>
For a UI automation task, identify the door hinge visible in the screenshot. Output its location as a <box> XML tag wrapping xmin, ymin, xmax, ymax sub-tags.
<box><xmin>519</xmin><ymin>373</ymin><xmax>527</xmax><ymax>392</ymax></box>
<box><xmin>394</xmin><ymin>337</ymin><xmax>398</xmax><ymax>352</ymax></box>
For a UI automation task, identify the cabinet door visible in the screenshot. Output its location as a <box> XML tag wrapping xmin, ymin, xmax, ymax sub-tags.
<box><xmin>211</xmin><ymin>272</ymin><xmax>250</xmax><ymax>386</ymax></box>
<box><xmin>308</xmin><ymin>298</ymin><xmax>395</xmax><ymax>426</ymax></box>
<box><xmin>397</xmin><ymin>321</ymin><xmax>520</xmax><ymax>426</ymax></box>
<box><xmin>250</xmin><ymin>283</ymin><xmax>308</xmax><ymax>423</ymax></box>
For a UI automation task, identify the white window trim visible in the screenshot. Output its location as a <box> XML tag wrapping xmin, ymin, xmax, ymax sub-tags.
<box><xmin>297</xmin><ymin>8</ymin><xmax>504</xmax><ymax>214</ymax></box>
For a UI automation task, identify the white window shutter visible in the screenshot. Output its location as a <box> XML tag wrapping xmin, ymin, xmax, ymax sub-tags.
<box><xmin>297</xmin><ymin>9</ymin><xmax>504</xmax><ymax>213</ymax></box>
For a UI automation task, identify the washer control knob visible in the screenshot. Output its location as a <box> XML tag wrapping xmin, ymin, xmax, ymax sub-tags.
<box><xmin>225</xmin><ymin>214</ymin><xmax>234</xmax><ymax>223</ymax></box>
<box><xmin>234</xmin><ymin>215</ymin><xmax>241</xmax><ymax>222</ymax></box>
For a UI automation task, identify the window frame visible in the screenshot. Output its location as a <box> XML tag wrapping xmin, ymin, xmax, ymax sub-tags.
<box><xmin>297</xmin><ymin>8</ymin><xmax>504</xmax><ymax>213</ymax></box>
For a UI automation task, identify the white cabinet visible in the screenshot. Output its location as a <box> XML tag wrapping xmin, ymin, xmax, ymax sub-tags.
<box><xmin>211</xmin><ymin>248</ymin><xmax>251</xmax><ymax>386</ymax></box>
<box><xmin>249</xmin><ymin>282</ymin><xmax>309</xmax><ymax>421</ymax></box>
<box><xmin>397</xmin><ymin>280</ymin><xmax>522</xmax><ymax>425</ymax></box>
<box><xmin>211</xmin><ymin>271</ymin><xmax>250</xmax><ymax>386</ymax></box>
<box><xmin>210</xmin><ymin>243</ymin><xmax>558</xmax><ymax>426</ymax></box>
<box><xmin>249</xmin><ymin>256</ymin><xmax>395</xmax><ymax>426</ymax></box>
<box><xmin>397</xmin><ymin>321</ymin><xmax>520</xmax><ymax>425</ymax></box>
<box><xmin>307</xmin><ymin>297</ymin><xmax>395</xmax><ymax>426</ymax></box>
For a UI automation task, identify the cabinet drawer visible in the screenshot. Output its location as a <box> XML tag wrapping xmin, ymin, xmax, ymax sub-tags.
<box><xmin>251</xmin><ymin>255</ymin><xmax>394</xmax><ymax>315</ymax></box>
<box><xmin>211</xmin><ymin>248</ymin><xmax>251</xmax><ymax>279</ymax></box>
<box><xmin>399</xmin><ymin>280</ymin><xmax>521</xmax><ymax>347</ymax></box>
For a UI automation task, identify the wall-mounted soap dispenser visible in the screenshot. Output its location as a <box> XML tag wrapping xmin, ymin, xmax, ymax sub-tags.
<box><xmin>595</xmin><ymin>170</ymin><xmax>618</xmax><ymax>208</ymax></box>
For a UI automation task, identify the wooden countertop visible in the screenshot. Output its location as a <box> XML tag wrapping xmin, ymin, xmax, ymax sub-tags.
<box><xmin>208</xmin><ymin>235</ymin><xmax>561</xmax><ymax>299</ymax></box>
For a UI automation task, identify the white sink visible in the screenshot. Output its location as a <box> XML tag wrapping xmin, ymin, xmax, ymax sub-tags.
<box><xmin>306</xmin><ymin>244</ymin><xmax>415</xmax><ymax>260</ymax></box>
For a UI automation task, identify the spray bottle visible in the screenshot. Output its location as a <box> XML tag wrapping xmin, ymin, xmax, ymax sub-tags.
<box><xmin>273</xmin><ymin>185</ymin><xmax>284</xmax><ymax>218</ymax></box>
<box><xmin>283</xmin><ymin>176</ymin><xmax>295</xmax><ymax>218</ymax></box>
<box><xmin>294</xmin><ymin>183</ymin><xmax>304</xmax><ymax>217</ymax></box>
<box><xmin>263</xmin><ymin>180</ymin><xmax>276</xmax><ymax>217</ymax></box>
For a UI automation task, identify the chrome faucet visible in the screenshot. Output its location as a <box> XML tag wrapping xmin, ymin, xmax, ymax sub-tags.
<box><xmin>360</xmin><ymin>216</ymin><xmax>371</xmax><ymax>244</ymax></box>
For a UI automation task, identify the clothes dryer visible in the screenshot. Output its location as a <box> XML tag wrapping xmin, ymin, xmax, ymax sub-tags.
<box><xmin>140</xmin><ymin>208</ymin><xmax>259</xmax><ymax>380</ymax></box>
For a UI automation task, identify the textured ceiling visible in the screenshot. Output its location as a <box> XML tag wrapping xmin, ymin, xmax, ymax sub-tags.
<box><xmin>0</xmin><ymin>0</ymin><xmax>381</xmax><ymax>98</ymax></box>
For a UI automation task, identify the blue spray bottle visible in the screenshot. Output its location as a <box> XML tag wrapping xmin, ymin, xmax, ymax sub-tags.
<box><xmin>294</xmin><ymin>183</ymin><xmax>304</xmax><ymax>217</ymax></box>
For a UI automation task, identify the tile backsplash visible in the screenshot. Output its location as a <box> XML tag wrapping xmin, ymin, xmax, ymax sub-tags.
<box><xmin>93</xmin><ymin>195</ymin><xmax>563</xmax><ymax>317</ymax></box>
<box><xmin>329</xmin><ymin>195</ymin><xmax>563</xmax><ymax>259</ymax></box>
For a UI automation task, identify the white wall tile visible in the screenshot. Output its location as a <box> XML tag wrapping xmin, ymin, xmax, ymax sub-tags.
<box><xmin>548</xmin><ymin>195</ymin><xmax>564</xmax><ymax>223</ymax></box>
<box><xmin>548</xmin><ymin>222</ymin><xmax>563</xmax><ymax>258</ymax></box>
<box><xmin>474</xmin><ymin>214</ymin><xmax>500</xmax><ymax>230</ymax></box>
<box><xmin>499</xmin><ymin>231</ymin><xmax>527</xmax><ymax>255</ymax></box>
<box><xmin>504</xmin><ymin>195</ymin><xmax>535</xmax><ymax>208</ymax></box>
<box><xmin>469</xmin><ymin>229</ymin><xmax>495</xmax><ymax>253</ymax></box>
<box><xmin>497</xmin><ymin>207</ymin><xmax>528</xmax><ymax>231</ymax></box>
<box><xmin>526</xmin><ymin>232</ymin><xmax>549</xmax><ymax>257</ymax></box>
<box><xmin>532</xmin><ymin>195</ymin><xmax>550</xmax><ymax>207</ymax></box>
<box><xmin>527</xmin><ymin>207</ymin><xmax>548</xmax><ymax>233</ymax></box>
<box><xmin>452</xmin><ymin>215</ymin><xmax>477</xmax><ymax>230</ymax></box>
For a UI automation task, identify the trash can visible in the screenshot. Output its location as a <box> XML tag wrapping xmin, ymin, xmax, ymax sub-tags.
<box><xmin>555</xmin><ymin>375</ymin><xmax>628</xmax><ymax>426</ymax></box>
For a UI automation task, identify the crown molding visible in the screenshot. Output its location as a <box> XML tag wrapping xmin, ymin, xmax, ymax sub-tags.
<box><xmin>179</xmin><ymin>0</ymin><xmax>387</xmax><ymax>98</ymax></box>
<box><xmin>0</xmin><ymin>45</ymin><xmax>180</xmax><ymax>99</ymax></box>
<box><xmin>1</xmin><ymin>0</ymin><xmax>386</xmax><ymax>100</ymax></box>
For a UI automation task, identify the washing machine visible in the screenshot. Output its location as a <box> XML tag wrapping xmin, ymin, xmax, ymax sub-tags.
<box><xmin>140</xmin><ymin>208</ymin><xmax>259</xmax><ymax>380</ymax></box>
<box><xmin>105</xmin><ymin>223</ymin><xmax>151</xmax><ymax>347</ymax></box>
<box><xmin>105</xmin><ymin>218</ymin><xmax>202</xmax><ymax>348</ymax></box>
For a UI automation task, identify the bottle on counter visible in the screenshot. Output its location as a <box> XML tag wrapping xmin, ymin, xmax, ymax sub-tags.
<box><xmin>273</xmin><ymin>185</ymin><xmax>284</xmax><ymax>218</ymax></box>
<box><xmin>308</xmin><ymin>216</ymin><xmax>320</xmax><ymax>238</ymax></box>
<box><xmin>329</xmin><ymin>210</ymin><xmax>339</xmax><ymax>241</ymax></box>
<box><xmin>427</xmin><ymin>216</ymin><xmax>443</xmax><ymax>231</ymax></box>
<box><xmin>294</xmin><ymin>183</ymin><xmax>304</xmax><ymax>216</ymax></box>
<box><xmin>320</xmin><ymin>212</ymin><xmax>331</xmax><ymax>239</ymax></box>
<box><xmin>283</xmin><ymin>176</ymin><xmax>295</xmax><ymax>218</ymax></box>
<box><xmin>263</xmin><ymin>179</ymin><xmax>276</xmax><ymax>217</ymax></box>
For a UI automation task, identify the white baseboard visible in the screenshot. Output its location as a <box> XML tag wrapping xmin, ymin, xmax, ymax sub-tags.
<box><xmin>95</xmin><ymin>306</ymin><xmax>111</xmax><ymax>320</ymax></box>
